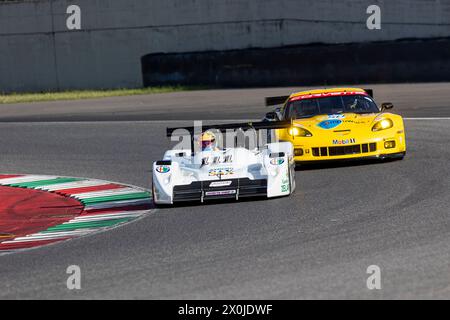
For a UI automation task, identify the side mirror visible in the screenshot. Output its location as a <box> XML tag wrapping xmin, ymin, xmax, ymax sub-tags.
<box><xmin>381</xmin><ymin>102</ymin><xmax>394</xmax><ymax>111</ymax></box>
<box><xmin>265</xmin><ymin>111</ymin><xmax>279</xmax><ymax>121</ymax></box>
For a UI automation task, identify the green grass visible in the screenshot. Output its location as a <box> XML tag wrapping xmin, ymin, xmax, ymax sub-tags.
<box><xmin>0</xmin><ymin>86</ymin><xmax>208</xmax><ymax>104</ymax></box>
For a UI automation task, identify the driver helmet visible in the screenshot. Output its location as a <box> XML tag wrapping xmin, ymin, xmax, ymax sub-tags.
<box><xmin>348</xmin><ymin>98</ymin><xmax>358</xmax><ymax>110</ymax></box>
<box><xmin>199</xmin><ymin>131</ymin><xmax>217</xmax><ymax>151</ymax></box>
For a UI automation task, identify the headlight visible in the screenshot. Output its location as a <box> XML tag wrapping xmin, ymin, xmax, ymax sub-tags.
<box><xmin>288</xmin><ymin>127</ymin><xmax>313</xmax><ymax>137</ymax></box>
<box><xmin>372</xmin><ymin>119</ymin><xmax>393</xmax><ymax>132</ymax></box>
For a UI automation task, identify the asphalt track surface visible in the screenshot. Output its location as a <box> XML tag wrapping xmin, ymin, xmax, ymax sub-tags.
<box><xmin>0</xmin><ymin>83</ymin><xmax>449</xmax><ymax>299</ymax></box>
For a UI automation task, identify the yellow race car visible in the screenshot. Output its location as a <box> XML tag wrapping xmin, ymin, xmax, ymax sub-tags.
<box><xmin>265</xmin><ymin>88</ymin><xmax>406</xmax><ymax>164</ymax></box>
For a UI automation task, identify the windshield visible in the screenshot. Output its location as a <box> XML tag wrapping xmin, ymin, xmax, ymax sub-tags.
<box><xmin>286</xmin><ymin>94</ymin><xmax>380</xmax><ymax>119</ymax></box>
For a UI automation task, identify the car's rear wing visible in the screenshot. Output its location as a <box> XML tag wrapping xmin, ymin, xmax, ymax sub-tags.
<box><xmin>166</xmin><ymin>120</ymin><xmax>292</xmax><ymax>137</ymax></box>
<box><xmin>265</xmin><ymin>96</ymin><xmax>290</xmax><ymax>107</ymax></box>
<box><xmin>167</xmin><ymin>120</ymin><xmax>292</xmax><ymax>155</ymax></box>
<box><xmin>364</xmin><ymin>88</ymin><xmax>373</xmax><ymax>98</ymax></box>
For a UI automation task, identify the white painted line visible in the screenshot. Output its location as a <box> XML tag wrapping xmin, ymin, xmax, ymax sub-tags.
<box><xmin>3</xmin><ymin>118</ymin><xmax>450</xmax><ymax>125</ymax></box>
<box><xmin>404</xmin><ymin>117</ymin><xmax>450</xmax><ymax>120</ymax></box>
<box><xmin>0</xmin><ymin>120</ymin><xmax>260</xmax><ymax>125</ymax></box>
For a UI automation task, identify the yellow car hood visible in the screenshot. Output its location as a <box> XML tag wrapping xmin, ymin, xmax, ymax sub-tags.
<box><xmin>276</xmin><ymin>111</ymin><xmax>404</xmax><ymax>147</ymax></box>
<box><xmin>294</xmin><ymin>113</ymin><xmax>379</xmax><ymax>127</ymax></box>
<box><xmin>293</xmin><ymin>113</ymin><xmax>380</xmax><ymax>132</ymax></box>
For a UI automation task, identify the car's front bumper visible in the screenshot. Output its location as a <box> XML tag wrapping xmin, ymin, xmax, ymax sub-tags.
<box><xmin>291</xmin><ymin>135</ymin><xmax>406</xmax><ymax>163</ymax></box>
<box><xmin>172</xmin><ymin>178</ymin><xmax>268</xmax><ymax>203</ymax></box>
<box><xmin>295</xmin><ymin>151</ymin><xmax>405</xmax><ymax>165</ymax></box>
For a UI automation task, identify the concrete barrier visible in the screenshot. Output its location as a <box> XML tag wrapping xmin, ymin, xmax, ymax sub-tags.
<box><xmin>142</xmin><ymin>38</ymin><xmax>450</xmax><ymax>87</ymax></box>
<box><xmin>1</xmin><ymin>0</ymin><xmax>450</xmax><ymax>92</ymax></box>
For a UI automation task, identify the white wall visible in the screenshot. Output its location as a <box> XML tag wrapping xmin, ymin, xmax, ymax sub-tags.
<box><xmin>1</xmin><ymin>0</ymin><xmax>449</xmax><ymax>92</ymax></box>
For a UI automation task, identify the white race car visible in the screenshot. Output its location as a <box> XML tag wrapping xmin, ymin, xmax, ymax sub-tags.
<box><xmin>152</xmin><ymin>121</ymin><xmax>296</xmax><ymax>205</ymax></box>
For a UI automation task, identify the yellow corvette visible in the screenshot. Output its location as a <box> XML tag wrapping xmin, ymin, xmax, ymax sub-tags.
<box><xmin>265</xmin><ymin>88</ymin><xmax>406</xmax><ymax>164</ymax></box>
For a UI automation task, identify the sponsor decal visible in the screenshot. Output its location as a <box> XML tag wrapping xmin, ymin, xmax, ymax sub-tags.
<box><xmin>209</xmin><ymin>181</ymin><xmax>233</xmax><ymax>188</ymax></box>
<box><xmin>205</xmin><ymin>190</ymin><xmax>237</xmax><ymax>196</ymax></box>
<box><xmin>328</xmin><ymin>114</ymin><xmax>345</xmax><ymax>119</ymax></box>
<box><xmin>318</xmin><ymin>119</ymin><xmax>342</xmax><ymax>130</ymax></box>
<box><xmin>332</xmin><ymin>138</ymin><xmax>356</xmax><ymax>145</ymax></box>
<box><xmin>156</xmin><ymin>165</ymin><xmax>170</xmax><ymax>173</ymax></box>
<box><xmin>270</xmin><ymin>158</ymin><xmax>285</xmax><ymax>165</ymax></box>
<box><xmin>281</xmin><ymin>175</ymin><xmax>289</xmax><ymax>192</ymax></box>
<box><xmin>290</xmin><ymin>91</ymin><xmax>367</xmax><ymax>102</ymax></box>
<box><xmin>343</xmin><ymin>119</ymin><xmax>366</xmax><ymax>124</ymax></box>
<box><xmin>208</xmin><ymin>168</ymin><xmax>234</xmax><ymax>177</ymax></box>
<box><xmin>202</xmin><ymin>155</ymin><xmax>233</xmax><ymax>166</ymax></box>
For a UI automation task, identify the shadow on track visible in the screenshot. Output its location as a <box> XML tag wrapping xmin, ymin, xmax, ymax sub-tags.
<box><xmin>153</xmin><ymin>195</ymin><xmax>279</xmax><ymax>209</ymax></box>
<box><xmin>152</xmin><ymin>158</ymin><xmax>405</xmax><ymax>208</ymax></box>
<box><xmin>295</xmin><ymin>157</ymin><xmax>404</xmax><ymax>171</ymax></box>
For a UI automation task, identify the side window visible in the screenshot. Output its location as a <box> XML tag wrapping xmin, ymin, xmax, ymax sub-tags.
<box><xmin>298</xmin><ymin>100</ymin><xmax>318</xmax><ymax>117</ymax></box>
<box><xmin>285</xmin><ymin>100</ymin><xmax>319</xmax><ymax>119</ymax></box>
<box><xmin>363</xmin><ymin>96</ymin><xmax>380</xmax><ymax>111</ymax></box>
